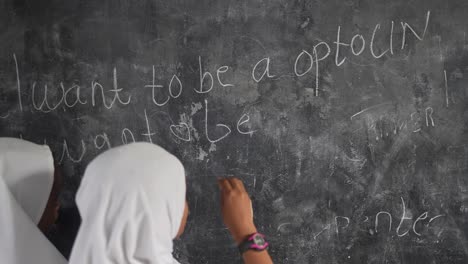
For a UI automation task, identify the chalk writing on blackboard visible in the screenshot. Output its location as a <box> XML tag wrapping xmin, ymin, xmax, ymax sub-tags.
<box><xmin>309</xmin><ymin>197</ymin><xmax>444</xmax><ymax>240</ymax></box>
<box><xmin>1</xmin><ymin>10</ymin><xmax>436</xmax><ymax>163</ymax></box>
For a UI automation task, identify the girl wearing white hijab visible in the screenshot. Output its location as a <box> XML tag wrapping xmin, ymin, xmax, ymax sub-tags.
<box><xmin>70</xmin><ymin>142</ymin><xmax>273</xmax><ymax>264</ymax></box>
<box><xmin>69</xmin><ymin>142</ymin><xmax>188</xmax><ymax>264</ymax></box>
<box><xmin>0</xmin><ymin>137</ymin><xmax>68</xmax><ymax>264</ymax></box>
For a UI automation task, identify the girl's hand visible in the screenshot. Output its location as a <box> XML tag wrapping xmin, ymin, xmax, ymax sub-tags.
<box><xmin>218</xmin><ymin>177</ymin><xmax>257</xmax><ymax>245</ymax></box>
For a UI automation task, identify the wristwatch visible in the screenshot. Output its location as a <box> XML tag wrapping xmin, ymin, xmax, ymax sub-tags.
<box><xmin>238</xmin><ymin>232</ymin><xmax>269</xmax><ymax>254</ymax></box>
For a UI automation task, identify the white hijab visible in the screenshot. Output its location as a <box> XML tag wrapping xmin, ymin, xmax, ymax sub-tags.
<box><xmin>69</xmin><ymin>142</ymin><xmax>186</xmax><ymax>264</ymax></box>
<box><xmin>0</xmin><ymin>137</ymin><xmax>68</xmax><ymax>264</ymax></box>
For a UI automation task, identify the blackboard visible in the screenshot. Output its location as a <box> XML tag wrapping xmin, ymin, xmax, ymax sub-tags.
<box><xmin>1</xmin><ymin>0</ymin><xmax>468</xmax><ymax>263</ymax></box>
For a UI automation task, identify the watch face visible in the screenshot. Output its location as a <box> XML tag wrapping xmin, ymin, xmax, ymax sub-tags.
<box><xmin>253</xmin><ymin>234</ymin><xmax>266</xmax><ymax>246</ymax></box>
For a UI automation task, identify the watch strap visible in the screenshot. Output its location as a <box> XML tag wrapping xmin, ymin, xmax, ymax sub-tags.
<box><xmin>238</xmin><ymin>233</ymin><xmax>269</xmax><ymax>254</ymax></box>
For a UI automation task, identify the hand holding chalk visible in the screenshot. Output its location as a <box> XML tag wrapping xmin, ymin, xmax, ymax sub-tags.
<box><xmin>218</xmin><ymin>177</ymin><xmax>257</xmax><ymax>245</ymax></box>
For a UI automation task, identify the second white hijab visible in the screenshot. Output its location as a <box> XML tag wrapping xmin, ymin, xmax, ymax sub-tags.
<box><xmin>69</xmin><ymin>142</ymin><xmax>186</xmax><ymax>264</ymax></box>
<box><xmin>0</xmin><ymin>137</ymin><xmax>67</xmax><ymax>264</ymax></box>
